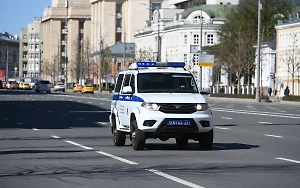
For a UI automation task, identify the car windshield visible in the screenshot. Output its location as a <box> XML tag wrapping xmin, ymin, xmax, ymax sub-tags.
<box><xmin>137</xmin><ymin>73</ymin><xmax>199</xmax><ymax>93</ymax></box>
<box><xmin>40</xmin><ymin>81</ymin><xmax>50</xmax><ymax>84</ymax></box>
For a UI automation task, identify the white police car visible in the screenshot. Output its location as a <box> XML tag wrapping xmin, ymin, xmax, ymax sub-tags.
<box><xmin>109</xmin><ymin>62</ymin><xmax>213</xmax><ymax>150</ymax></box>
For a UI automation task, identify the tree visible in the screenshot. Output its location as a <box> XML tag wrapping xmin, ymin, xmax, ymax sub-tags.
<box><xmin>285</xmin><ymin>32</ymin><xmax>300</xmax><ymax>95</ymax></box>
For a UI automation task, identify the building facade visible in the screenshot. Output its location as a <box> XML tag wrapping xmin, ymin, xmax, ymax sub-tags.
<box><xmin>0</xmin><ymin>32</ymin><xmax>19</xmax><ymax>81</ymax></box>
<box><xmin>275</xmin><ymin>18</ymin><xmax>300</xmax><ymax>96</ymax></box>
<box><xmin>135</xmin><ymin>5</ymin><xmax>234</xmax><ymax>89</ymax></box>
<box><xmin>19</xmin><ymin>18</ymin><xmax>43</xmax><ymax>81</ymax></box>
<box><xmin>42</xmin><ymin>0</ymin><xmax>91</xmax><ymax>84</ymax></box>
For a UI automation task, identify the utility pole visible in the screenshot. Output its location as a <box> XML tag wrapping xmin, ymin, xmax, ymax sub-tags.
<box><xmin>157</xmin><ymin>10</ymin><xmax>161</xmax><ymax>62</ymax></box>
<box><xmin>123</xmin><ymin>21</ymin><xmax>126</xmax><ymax>69</ymax></box>
<box><xmin>256</xmin><ymin>0</ymin><xmax>262</xmax><ymax>102</ymax></box>
<box><xmin>64</xmin><ymin>0</ymin><xmax>68</xmax><ymax>90</ymax></box>
<box><xmin>80</xmin><ymin>39</ymin><xmax>83</xmax><ymax>86</ymax></box>
<box><xmin>6</xmin><ymin>44</ymin><xmax>8</xmax><ymax>82</ymax></box>
<box><xmin>199</xmin><ymin>7</ymin><xmax>203</xmax><ymax>92</ymax></box>
<box><xmin>99</xmin><ymin>36</ymin><xmax>102</xmax><ymax>92</ymax></box>
<box><xmin>57</xmin><ymin>42</ymin><xmax>60</xmax><ymax>83</ymax></box>
<box><xmin>39</xmin><ymin>41</ymin><xmax>42</xmax><ymax>79</ymax></box>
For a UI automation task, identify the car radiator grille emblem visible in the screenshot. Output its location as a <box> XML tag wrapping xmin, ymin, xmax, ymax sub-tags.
<box><xmin>173</xmin><ymin>105</ymin><xmax>182</xmax><ymax>109</ymax></box>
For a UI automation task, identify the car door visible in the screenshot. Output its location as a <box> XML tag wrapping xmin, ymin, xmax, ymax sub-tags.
<box><xmin>118</xmin><ymin>73</ymin><xmax>133</xmax><ymax>127</ymax></box>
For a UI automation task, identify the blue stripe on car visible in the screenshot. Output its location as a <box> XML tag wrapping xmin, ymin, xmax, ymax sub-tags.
<box><xmin>112</xmin><ymin>94</ymin><xmax>144</xmax><ymax>102</ymax></box>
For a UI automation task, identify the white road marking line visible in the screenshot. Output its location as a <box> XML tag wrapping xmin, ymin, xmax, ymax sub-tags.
<box><xmin>48</xmin><ymin>111</ymin><xmax>53</xmax><ymax>113</ymax></box>
<box><xmin>215</xmin><ymin>127</ymin><xmax>229</xmax><ymax>130</ymax></box>
<box><xmin>16</xmin><ymin>122</ymin><xmax>22</xmax><ymax>125</ymax></box>
<box><xmin>64</xmin><ymin>140</ymin><xmax>93</xmax><ymax>150</ymax></box>
<box><xmin>26</xmin><ymin>98</ymin><xmax>29</xmax><ymax>100</ymax></box>
<box><xmin>214</xmin><ymin>108</ymin><xmax>300</xmax><ymax>119</ymax></box>
<box><xmin>221</xmin><ymin>117</ymin><xmax>232</xmax><ymax>120</ymax></box>
<box><xmin>97</xmin><ymin>122</ymin><xmax>108</xmax><ymax>125</ymax></box>
<box><xmin>32</xmin><ymin>128</ymin><xmax>39</xmax><ymax>131</ymax></box>
<box><xmin>276</xmin><ymin>110</ymin><xmax>286</xmax><ymax>112</ymax></box>
<box><xmin>214</xmin><ymin>145</ymin><xmax>226</xmax><ymax>149</ymax></box>
<box><xmin>37</xmin><ymin>109</ymin><xmax>41</xmax><ymax>111</ymax></box>
<box><xmin>88</xmin><ymin>102</ymin><xmax>92</xmax><ymax>103</ymax></box>
<box><xmin>247</xmin><ymin>106</ymin><xmax>253</xmax><ymax>108</ymax></box>
<box><xmin>5</xmin><ymin>118</ymin><xmax>9</xmax><ymax>120</ymax></box>
<box><xmin>79</xmin><ymin>118</ymin><xmax>84</xmax><ymax>120</ymax></box>
<box><xmin>78</xmin><ymin>101</ymin><xmax>82</xmax><ymax>102</ymax></box>
<box><xmin>276</xmin><ymin>157</ymin><xmax>300</xmax><ymax>164</ymax></box>
<box><xmin>99</xmin><ymin>102</ymin><xmax>104</xmax><ymax>105</ymax></box>
<box><xmin>146</xmin><ymin>169</ymin><xmax>204</xmax><ymax>188</ymax></box>
<box><xmin>61</xmin><ymin>98</ymin><xmax>64</xmax><ymax>100</ymax></box>
<box><xmin>62</xmin><ymin>114</ymin><xmax>68</xmax><ymax>116</ymax></box>
<box><xmin>51</xmin><ymin>135</ymin><xmax>60</xmax><ymax>139</ymax></box>
<box><xmin>96</xmin><ymin>151</ymin><xmax>138</xmax><ymax>165</ymax></box>
<box><xmin>264</xmin><ymin>134</ymin><xmax>283</xmax><ymax>138</ymax></box>
<box><xmin>259</xmin><ymin>122</ymin><xmax>273</xmax><ymax>125</ymax></box>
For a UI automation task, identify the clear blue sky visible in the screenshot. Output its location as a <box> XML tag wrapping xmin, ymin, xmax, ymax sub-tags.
<box><xmin>0</xmin><ymin>0</ymin><xmax>52</xmax><ymax>36</ymax></box>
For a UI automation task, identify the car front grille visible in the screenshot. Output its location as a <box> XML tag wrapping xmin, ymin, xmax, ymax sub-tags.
<box><xmin>159</xmin><ymin>103</ymin><xmax>196</xmax><ymax>114</ymax></box>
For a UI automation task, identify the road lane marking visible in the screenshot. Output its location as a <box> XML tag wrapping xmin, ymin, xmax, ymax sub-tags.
<box><xmin>62</xmin><ymin>114</ymin><xmax>68</xmax><ymax>116</ymax></box>
<box><xmin>264</xmin><ymin>134</ymin><xmax>283</xmax><ymax>138</ymax></box>
<box><xmin>213</xmin><ymin>108</ymin><xmax>300</xmax><ymax>119</ymax></box>
<box><xmin>146</xmin><ymin>169</ymin><xmax>204</xmax><ymax>188</ymax></box>
<box><xmin>5</xmin><ymin>118</ymin><xmax>9</xmax><ymax>120</ymax></box>
<box><xmin>276</xmin><ymin>110</ymin><xmax>286</xmax><ymax>112</ymax></box>
<box><xmin>96</xmin><ymin>151</ymin><xmax>138</xmax><ymax>165</ymax></box>
<box><xmin>221</xmin><ymin>117</ymin><xmax>232</xmax><ymax>120</ymax></box>
<box><xmin>64</xmin><ymin>140</ymin><xmax>93</xmax><ymax>150</ymax></box>
<box><xmin>88</xmin><ymin>102</ymin><xmax>92</xmax><ymax>103</ymax></box>
<box><xmin>259</xmin><ymin>122</ymin><xmax>273</xmax><ymax>125</ymax></box>
<box><xmin>48</xmin><ymin>111</ymin><xmax>53</xmax><ymax>113</ymax></box>
<box><xmin>69</xmin><ymin>110</ymin><xmax>110</xmax><ymax>113</ymax></box>
<box><xmin>97</xmin><ymin>122</ymin><xmax>108</xmax><ymax>125</ymax></box>
<box><xmin>215</xmin><ymin>127</ymin><xmax>229</xmax><ymax>130</ymax></box>
<box><xmin>79</xmin><ymin>118</ymin><xmax>85</xmax><ymax>120</ymax></box>
<box><xmin>276</xmin><ymin>158</ymin><xmax>300</xmax><ymax>164</ymax></box>
<box><xmin>51</xmin><ymin>135</ymin><xmax>60</xmax><ymax>139</ymax></box>
<box><xmin>16</xmin><ymin>122</ymin><xmax>22</xmax><ymax>125</ymax></box>
<box><xmin>32</xmin><ymin>128</ymin><xmax>39</xmax><ymax>131</ymax></box>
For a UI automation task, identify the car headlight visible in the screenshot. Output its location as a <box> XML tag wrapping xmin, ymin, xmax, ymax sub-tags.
<box><xmin>195</xmin><ymin>103</ymin><xmax>209</xmax><ymax>111</ymax></box>
<box><xmin>141</xmin><ymin>102</ymin><xmax>160</xmax><ymax>110</ymax></box>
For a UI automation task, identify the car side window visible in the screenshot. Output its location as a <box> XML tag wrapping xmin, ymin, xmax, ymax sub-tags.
<box><xmin>122</xmin><ymin>74</ymin><xmax>131</xmax><ymax>89</ymax></box>
<box><xmin>114</xmin><ymin>74</ymin><xmax>124</xmax><ymax>93</ymax></box>
<box><xmin>130</xmin><ymin>74</ymin><xmax>135</xmax><ymax>92</ymax></box>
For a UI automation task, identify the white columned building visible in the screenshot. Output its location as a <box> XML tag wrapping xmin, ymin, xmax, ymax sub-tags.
<box><xmin>135</xmin><ymin>5</ymin><xmax>234</xmax><ymax>90</ymax></box>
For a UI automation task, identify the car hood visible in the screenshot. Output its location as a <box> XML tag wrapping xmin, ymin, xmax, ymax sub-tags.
<box><xmin>138</xmin><ymin>93</ymin><xmax>206</xmax><ymax>103</ymax></box>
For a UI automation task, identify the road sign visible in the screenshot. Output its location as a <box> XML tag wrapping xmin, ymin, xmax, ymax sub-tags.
<box><xmin>198</xmin><ymin>55</ymin><xmax>214</xmax><ymax>67</ymax></box>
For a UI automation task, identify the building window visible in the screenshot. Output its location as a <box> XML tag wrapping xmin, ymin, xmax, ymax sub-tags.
<box><xmin>184</xmin><ymin>34</ymin><xmax>187</xmax><ymax>44</ymax></box>
<box><xmin>183</xmin><ymin>54</ymin><xmax>187</xmax><ymax>63</ymax></box>
<box><xmin>116</xmin><ymin>18</ymin><xmax>122</xmax><ymax>27</ymax></box>
<box><xmin>116</xmin><ymin>33</ymin><xmax>121</xmax><ymax>43</ymax></box>
<box><xmin>23</xmin><ymin>64</ymin><xmax>27</xmax><ymax>68</ymax></box>
<box><xmin>35</xmin><ymin>53</ymin><xmax>39</xmax><ymax>59</ymax></box>
<box><xmin>207</xmin><ymin>34</ymin><xmax>213</xmax><ymax>44</ymax></box>
<box><xmin>193</xmin><ymin>16</ymin><xmax>205</xmax><ymax>24</ymax></box>
<box><xmin>116</xmin><ymin>3</ymin><xmax>122</xmax><ymax>13</ymax></box>
<box><xmin>35</xmin><ymin>34</ymin><xmax>39</xmax><ymax>40</ymax></box>
<box><xmin>23</xmin><ymin>35</ymin><xmax>27</xmax><ymax>39</ymax></box>
<box><xmin>152</xmin><ymin>3</ymin><xmax>161</xmax><ymax>11</ymax></box>
<box><xmin>193</xmin><ymin>34</ymin><xmax>199</xmax><ymax>44</ymax></box>
<box><xmin>193</xmin><ymin>53</ymin><xmax>199</xmax><ymax>65</ymax></box>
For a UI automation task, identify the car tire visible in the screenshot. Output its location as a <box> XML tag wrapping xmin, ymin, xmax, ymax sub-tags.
<box><xmin>63</xmin><ymin>90</ymin><xmax>65</xmax><ymax>92</ymax></box>
<box><xmin>176</xmin><ymin>138</ymin><xmax>188</xmax><ymax>149</ymax></box>
<box><xmin>112</xmin><ymin>118</ymin><xmax>126</xmax><ymax>146</ymax></box>
<box><xmin>131</xmin><ymin>120</ymin><xmax>145</xmax><ymax>150</ymax></box>
<box><xmin>198</xmin><ymin>129</ymin><xmax>213</xmax><ymax>150</ymax></box>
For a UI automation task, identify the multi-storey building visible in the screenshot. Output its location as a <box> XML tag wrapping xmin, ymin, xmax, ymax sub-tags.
<box><xmin>42</xmin><ymin>0</ymin><xmax>91</xmax><ymax>84</ymax></box>
<box><xmin>0</xmin><ymin>32</ymin><xmax>19</xmax><ymax>81</ymax></box>
<box><xmin>135</xmin><ymin>4</ymin><xmax>234</xmax><ymax>89</ymax></box>
<box><xmin>19</xmin><ymin>18</ymin><xmax>43</xmax><ymax>81</ymax></box>
<box><xmin>275</xmin><ymin>17</ymin><xmax>300</xmax><ymax>96</ymax></box>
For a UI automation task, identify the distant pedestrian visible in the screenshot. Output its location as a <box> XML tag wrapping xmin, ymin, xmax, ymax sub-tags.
<box><xmin>234</xmin><ymin>87</ymin><xmax>237</xmax><ymax>94</ymax></box>
<box><xmin>274</xmin><ymin>89</ymin><xmax>277</xmax><ymax>97</ymax></box>
<box><xmin>284</xmin><ymin>86</ymin><xmax>290</xmax><ymax>96</ymax></box>
<box><xmin>268</xmin><ymin>87</ymin><xmax>272</xmax><ymax>96</ymax></box>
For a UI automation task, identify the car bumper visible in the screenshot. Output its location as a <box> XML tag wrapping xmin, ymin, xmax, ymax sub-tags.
<box><xmin>135</xmin><ymin>108</ymin><xmax>213</xmax><ymax>133</ymax></box>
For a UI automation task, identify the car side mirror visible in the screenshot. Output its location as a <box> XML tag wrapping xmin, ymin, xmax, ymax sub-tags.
<box><xmin>122</xmin><ymin>86</ymin><xmax>133</xmax><ymax>94</ymax></box>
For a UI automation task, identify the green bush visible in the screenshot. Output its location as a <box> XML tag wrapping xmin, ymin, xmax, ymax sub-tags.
<box><xmin>210</xmin><ymin>93</ymin><xmax>255</xmax><ymax>99</ymax></box>
<box><xmin>282</xmin><ymin>95</ymin><xmax>300</xmax><ymax>102</ymax></box>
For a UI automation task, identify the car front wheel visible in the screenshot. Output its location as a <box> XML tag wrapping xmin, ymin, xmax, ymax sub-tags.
<box><xmin>131</xmin><ymin>120</ymin><xmax>145</xmax><ymax>150</ymax></box>
<box><xmin>198</xmin><ymin>129</ymin><xmax>213</xmax><ymax>150</ymax></box>
<box><xmin>112</xmin><ymin>118</ymin><xmax>126</xmax><ymax>146</ymax></box>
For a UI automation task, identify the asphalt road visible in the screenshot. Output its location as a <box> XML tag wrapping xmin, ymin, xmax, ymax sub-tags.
<box><xmin>0</xmin><ymin>89</ymin><xmax>299</xmax><ymax>188</ymax></box>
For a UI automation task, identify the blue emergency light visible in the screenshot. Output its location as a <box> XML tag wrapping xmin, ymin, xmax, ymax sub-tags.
<box><xmin>136</xmin><ymin>62</ymin><xmax>185</xmax><ymax>68</ymax></box>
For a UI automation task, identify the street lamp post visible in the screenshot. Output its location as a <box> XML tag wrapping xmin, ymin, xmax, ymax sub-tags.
<box><xmin>64</xmin><ymin>0</ymin><xmax>68</xmax><ymax>90</ymax></box>
<box><xmin>256</xmin><ymin>0</ymin><xmax>262</xmax><ymax>102</ymax></box>
<box><xmin>5</xmin><ymin>44</ymin><xmax>8</xmax><ymax>82</ymax></box>
<box><xmin>80</xmin><ymin>39</ymin><xmax>83</xmax><ymax>86</ymax></box>
<box><xmin>156</xmin><ymin>10</ymin><xmax>161</xmax><ymax>62</ymax></box>
<box><xmin>199</xmin><ymin>7</ymin><xmax>203</xmax><ymax>92</ymax></box>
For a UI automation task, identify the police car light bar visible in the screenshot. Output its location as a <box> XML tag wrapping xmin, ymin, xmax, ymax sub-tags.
<box><xmin>136</xmin><ymin>62</ymin><xmax>185</xmax><ymax>68</ymax></box>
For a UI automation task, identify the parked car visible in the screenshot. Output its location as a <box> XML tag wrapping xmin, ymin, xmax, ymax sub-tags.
<box><xmin>34</xmin><ymin>80</ymin><xmax>51</xmax><ymax>93</ymax></box>
<box><xmin>53</xmin><ymin>82</ymin><xmax>65</xmax><ymax>92</ymax></box>
<box><xmin>21</xmin><ymin>83</ymin><xmax>31</xmax><ymax>90</ymax></box>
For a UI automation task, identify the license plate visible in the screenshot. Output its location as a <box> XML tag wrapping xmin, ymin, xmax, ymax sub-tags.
<box><xmin>167</xmin><ymin>120</ymin><xmax>190</xmax><ymax>126</ymax></box>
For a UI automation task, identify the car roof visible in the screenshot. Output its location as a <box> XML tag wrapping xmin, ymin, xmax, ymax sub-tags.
<box><xmin>119</xmin><ymin>68</ymin><xmax>190</xmax><ymax>74</ymax></box>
